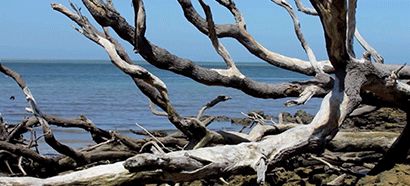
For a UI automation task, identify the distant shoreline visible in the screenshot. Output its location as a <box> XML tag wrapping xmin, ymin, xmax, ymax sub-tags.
<box><xmin>0</xmin><ymin>59</ymin><xmax>272</xmax><ymax>66</ymax></box>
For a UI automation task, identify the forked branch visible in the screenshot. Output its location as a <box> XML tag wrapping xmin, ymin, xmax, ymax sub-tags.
<box><xmin>199</xmin><ymin>0</ymin><xmax>244</xmax><ymax>78</ymax></box>
<box><xmin>272</xmin><ymin>0</ymin><xmax>323</xmax><ymax>74</ymax></box>
<box><xmin>0</xmin><ymin>64</ymin><xmax>87</xmax><ymax>165</ymax></box>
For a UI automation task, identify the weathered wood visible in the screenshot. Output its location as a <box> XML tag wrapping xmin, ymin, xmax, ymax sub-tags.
<box><xmin>0</xmin><ymin>129</ymin><xmax>401</xmax><ymax>184</ymax></box>
<box><xmin>0</xmin><ymin>115</ymin><xmax>7</xmax><ymax>141</ymax></box>
<box><xmin>0</xmin><ymin>64</ymin><xmax>154</xmax><ymax>174</ymax></box>
<box><xmin>53</xmin><ymin>1</ymin><xmax>264</xmax><ymax>150</ymax></box>
<box><xmin>328</xmin><ymin>131</ymin><xmax>398</xmax><ymax>152</ymax></box>
<box><xmin>349</xmin><ymin>105</ymin><xmax>379</xmax><ymax>117</ymax></box>
<box><xmin>80</xmin><ymin>0</ymin><xmax>333</xmax><ymax>101</ymax></box>
<box><xmin>178</xmin><ymin>0</ymin><xmax>331</xmax><ymax>75</ymax></box>
<box><xmin>0</xmin><ymin>0</ymin><xmax>402</xmax><ymax>184</ymax></box>
<box><xmin>199</xmin><ymin>0</ymin><xmax>244</xmax><ymax>78</ymax></box>
<box><xmin>0</xmin><ymin>64</ymin><xmax>87</xmax><ymax>165</ymax></box>
<box><xmin>0</xmin><ymin>162</ymin><xmax>137</xmax><ymax>186</ymax></box>
<box><xmin>0</xmin><ymin>141</ymin><xmax>55</xmax><ymax>165</ymax></box>
<box><xmin>122</xmin><ymin>84</ymin><xmax>351</xmax><ymax>184</ymax></box>
<box><xmin>272</xmin><ymin>0</ymin><xmax>322</xmax><ymax>74</ymax></box>
<box><xmin>196</xmin><ymin>95</ymin><xmax>231</xmax><ymax>119</ymax></box>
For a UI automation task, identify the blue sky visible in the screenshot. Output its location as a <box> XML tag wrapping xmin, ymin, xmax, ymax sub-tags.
<box><xmin>0</xmin><ymin>0</ymin><xmax>409</xmax><ymax>64</ymax></box>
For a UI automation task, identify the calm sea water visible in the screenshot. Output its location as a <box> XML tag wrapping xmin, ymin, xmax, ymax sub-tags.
<box><xmin>0</xmin><ymin>60</ymin><xmax>321</xmax><ymax>150</ymax></box>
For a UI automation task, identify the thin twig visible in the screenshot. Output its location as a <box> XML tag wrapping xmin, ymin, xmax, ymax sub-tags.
<box><xmin>346</xmin><ymin>0</ymin><xmax>357</xmax><ymax>58</ymax></box>
<box><xmin>355</xmin><ymin>29</ymin><xmax>384</xmax><ymax>63</ymax></box>
<box><xmin>395</xmin><ymin>63</ymin><xmax>407</xmax><ymax>75</ymax></box>
<box><xmin>310</xmin><ymin>155</ymin><xmax>340</xmax><ymax>171</ymax></box>
<box><xmin>272</xmin><ymin>0</ymin><xmax>323</xmax><ymax>74</ymax></box>
<box><xmin>4</xmin><ymin>160</ymin><xmax>14</xmax><ymax>175</ymax></box>
<box><xmin>196</xmin><ymin>95</ymin><xmax>231</xmax><ymax>119</ymax></box>
<box><xmin>219</xmin><ymin>177</ymin><xmax>229</xmax><ymax>185</ymax></box>
<box><xmin>34</xmin><ymin>134</ymin><xmax>45</xmax><ymax>144</ymax></box>
<box><xmin>6</xmin><ymin>123</ymin><xmax>23</xmax><ymax>142</ymax></box>
<box><xmin>199</xmin><ymin>0</ymin><xmax>244</xmax><ymax>78</ymax></box>
<box><xmin>32</xmin><ymin>130</ymin><xmax>39</xmax><ymax>154</ymax></box>
<box><xmin>149</xmin><ymin>101</ymin><xmax>168</xmax><ymax>117</ymax></box>
<box><xmin>18</xmin><ymin>156</ymin><xmax>27</xmax><ymax>175</ymax></box>
<box><xmin>135</xmin><ymin>123</ymin><xmax>172</xmax><ymax>152</ymax></box>
<box><xmin>294</xmin><ymin>0</ymin><xmax>317</xmax><ymax>15</ymax></box>
<box><xmin>140</xmin><ymin>141</ymin><xmax>165</xmax><ymax>154</ymax></box>
<box><xmin>82</xmin><ymin>139</ymin><xmax>115</xmax><ymax>152</ymax></box>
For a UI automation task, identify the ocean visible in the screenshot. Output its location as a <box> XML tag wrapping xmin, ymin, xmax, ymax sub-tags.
<box><xmin>0</xmin><ymin>60</ymin><xmax>321</xmax><ymax>151</ymax></box>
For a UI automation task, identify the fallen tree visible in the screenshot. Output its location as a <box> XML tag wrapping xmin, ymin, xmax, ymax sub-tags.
<box><xmin>0</xmin><ymin>130</ymin><xmax>401</xmax><ymax>185</ymax></box>
<box><xmin>0</xmin><ymin>0</ymin><xmax>409</xmax><ymax>185</ymax></box>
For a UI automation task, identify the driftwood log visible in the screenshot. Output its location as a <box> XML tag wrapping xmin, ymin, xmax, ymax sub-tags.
<box><xmin>0</xmin><ymin>131</ymin><xmax>400</xmax><ymax>185</ymax></box>
<box><xmin>1</xmin><ymin>0</ymin><xmax>409</xmax><ymax>185</ymax></box>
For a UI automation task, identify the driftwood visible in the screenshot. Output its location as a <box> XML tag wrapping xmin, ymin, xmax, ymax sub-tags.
<box><xmin>0</xmin><ymin>131</ymin><xmax>400</xmax><ymax>185</ymax></box>
<box><xmin>1</xmin><ymin>0</ymin><xmax>409</xmax><ymax>185</ymax></box>
<box><xmin>328</xmin><ymin>132</ymin><xmax>398</xmax><ymax>153</ymax></box>
<box><xmin>0</xmin><ymin>65</ymin><xmax>403</xmax><ymax>183</ymax></box>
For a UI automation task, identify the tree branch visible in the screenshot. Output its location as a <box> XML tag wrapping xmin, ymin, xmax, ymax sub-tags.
<box><xmin>199</xmin><ymin>0</ymin><xmax>244</xmax><ymax>78</ymax></box>
<box><xmin>0</xmin><ymin>64</ymin><xmax>87</xmax><ymax>165</ymax></box>
<box><xmin>294</xmin><ymin>0</ymin><xmax>318</xmax><ymax>15</ymax></box>
<box><xmin>0</xmin><ymin>141</ymin><xmax>55</xmax><ymax>165</ymax></box>
<box><xmin>196</xmin><ymin>95</ymin><xmax>231</xmax><ymax>119</ymax></box>
<box><xmin>271</xmin><ymin>0</ymin><xmax>323</xmax><ymax>74</ymax></box>
<box><xmin>354</xmin><ymin>29</ymin><xmax>384</xmax><ymax>63</ymax></box>
<box><xmin>293</xmin><ymin>0</ymin><xmax>384</xmax><ymax>64</ymax></box>
<box><xmin>346</xmin><ymin>0</ymin><xmax>357</xmax><ymax>58</ymax></box>
<box><xmin>66</xmin><ymin>1</ymin><xmax>334</xmax><ymax>101</ymax></box>
<box><xmin>178</xmin><ymin>0</ymin><xmax>331</xmax><ymax>75</ymax></box>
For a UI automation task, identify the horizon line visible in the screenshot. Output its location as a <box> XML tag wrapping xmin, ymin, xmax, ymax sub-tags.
<box><xmin>0</xmin><ymin>58</ymin><xmax>266</xmax><ymax>64</ymax></box>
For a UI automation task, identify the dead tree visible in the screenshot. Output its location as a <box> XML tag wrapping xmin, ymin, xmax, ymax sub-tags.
<box><xmin>0</xmin><ymin>0</ymin><xmax>409</xmax><ymax>185</ymax></box>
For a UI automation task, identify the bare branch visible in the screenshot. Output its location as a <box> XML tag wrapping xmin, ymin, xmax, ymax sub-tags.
<box><xmin>45</xmin><ymin>114</ymin><xmax>110</xmax><ymax>143</ymax></box>
<box><xmin>294</xmin><ymin>0</ymin><xmax>383</xmax><ymax>64</ymax></box>
<box><xmin>177</xmin><ymin>0</ymin><xmax>331</xmax><ymax>75</ymax></box>
<box><xmin>53</xmin><ymin>2</ymin><xmax>228</xmax><ymax>149</ymax></box>
<box><xmin>135</xmin><ymin>123</ymin><xmax>171</xmax><ymax>152</ymax></box>
<box><xmin>355</xmin><ymin>29</ymin><xmax>384</xmax><ymax>63</ymax></box>
<box><xmin>215</xmin><ymin>0</ymin><xmax>246</xmax><ymax>29</ymax></box>
<box><xmin>18</xmin><ymin>156</ymin><xmax>27</xmax><ymax>176</ymax></box>
<box><xmin>294</xmin><ymin>0</ymin><xmax>318</xmax><ymax>15</ymax></box>
<box><xmin>346</xmin><ymin>0</ymin><xmax>357</xmax><ymax>58</ymax></box>
<box><xmin>54</xmin><ymin>2</ymin><xmax>172</xmax><ymax>124</ymax></box>
<box><xmin>122</xmin><ymin>85</ymin><xmax>354</xmax><ymax>183</ymax></box>
<box><xmin>0</xmin><ymin>141</ymin><xmax>54</xmax><ymax>166</ymax></box>
<box><xmin>109</xmin><ymin>131</ymin><xmax>142</xmax><ymax>151</ymax></box>
<box><xmin>196</xmin><ymin>95</ymin><xmax>231</xmax><ymax>119</ymax></box>
<box><xmin>52</xmin><ymin>3</ymin><xmax>170</xmax><ymax>108</ymax></box>
<box><xmin>148</xmin><ymin>101</ymin><xmax>168</xmax><ymax>117</ymax></box>
<box><xmin>124</xmin><ymin>0</ymin><xmax>410</xmax><ymax>83</ymax></box>
<box><xmin>284</xmin><ymin>85</ymin><xmax>321</xmax><ymax>107</ymax></box>
<box><xmin>132</xmin><ymin>0</ymin><xmax>146</xmax><ymax>52</ymax></box>
<box><xmin>1</xmin><ymin>0</ymin><xmax>407</xmax><ymax>183</ymax></box>
<box><xmin>310</xmin><ymin>155</ymin><xmax>341</xmax><ymax>171</ymax></box>
<box><xmin>272</xmin><ymin>0</ymin><xmax>323</xmax><ymax>74</ymax></box>
<box><xmin>0</xmin><ymin>115</ymin><xmax>6</xmax><ymax>141</ymax></box>
<box><xmin>4</xmin><ymin>160</ymin><xmax>14</xmax><ymax>175</ymax></box>
<box><xmin>199</xmin><ymin>0</ymin><xmax>244</xmax><ymax>78</ymax></box>
<box><xmin>0</xmin><ymin>64</ymin><xmax>87</xmax><ymax>165</ymax></box>
<box><xmin>73</xmin><ymin>0</ymin><xmax>336</xmax><ymax>101</ymax></box>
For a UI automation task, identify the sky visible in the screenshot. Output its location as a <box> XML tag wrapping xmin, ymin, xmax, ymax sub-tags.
<box><xmin>0</xmin><ymin>0</ymin><xmax>409</xmax><ymax>64</ymax></box>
